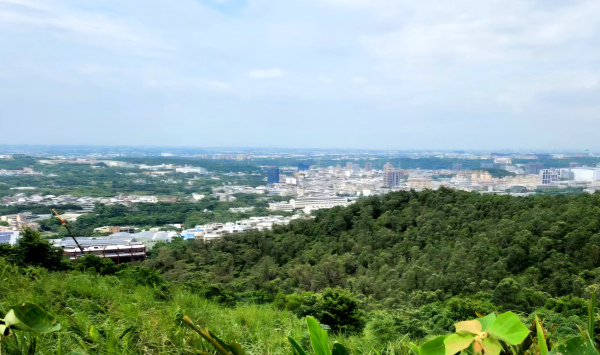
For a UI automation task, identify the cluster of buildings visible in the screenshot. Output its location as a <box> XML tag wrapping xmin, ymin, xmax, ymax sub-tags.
<box><xmin>37</xmin><ymin>158</ymin><xmax>210</xmax><ymax>175</ymax></box>
<box><xmin>211</xmin><ymin>185</ymin><xmax>267</xmax><ymax>202</ymax></box>
<box><xmin>261</xmin><ymin>159</ymin><xmax>600</xmax><ymax>198</ymax></box>
<box><xmin>180</xmin><ymin>214</ymin><xmax>305</xmax><ymax>241</ymax></box>
<box><xmin>264</xmin><ymin>163</ymin><xmax>385</xmax><ymax>197</ymax></box>
<box><xmin>268</xmin><ymin>196</ymin><xmax>353</xmax><ymax>212</ymax></box>
<box><xmin>0</xmin><ymin>212</ymin><xmax>51</xmax><ymax>231</ymax></box>
<box><xmin>1</xmin><ymin>193</ymin><xmax>159</xmax><ymax>208</ymax></box>
<box><xmin>0</xmin><ymin>167</ymin><xmax>41</xmax><ymax>176</ymax></box>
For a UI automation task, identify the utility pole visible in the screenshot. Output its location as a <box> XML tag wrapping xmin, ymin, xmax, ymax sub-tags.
<box><xmin>52</xmin><ymin>209</ymin><xmax>85</xmax><ymax>256</ymax></box>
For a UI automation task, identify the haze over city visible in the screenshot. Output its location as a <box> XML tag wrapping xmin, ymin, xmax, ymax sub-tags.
<box><xmin>2</xmin><ymin>0</ymin><xmax>600</xmax><ymax>149</ymax></box>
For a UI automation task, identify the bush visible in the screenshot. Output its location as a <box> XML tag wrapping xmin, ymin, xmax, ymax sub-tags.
<box><xmin>365</xmin><ymin>312</ymin><xmax>426</xmax><ymax>342</ymax></box>
<box><xmin>318</xmin><ymin>288</ymin><xmax>366</xmax><ymax>334</ymax></box>
<box><xmin>74</xmin><ymin>254</ymin><xmax>119</xmax><ymax>275</ymax></box>
<box><xmin>0</xmin><ymin>228</ymin><xmax>68</xmax><ymax>271</ymax></box>
<box><xmin>183</xmin><ymin>281</ymin><xmax>237</xmax><ymax>307</ymax></box>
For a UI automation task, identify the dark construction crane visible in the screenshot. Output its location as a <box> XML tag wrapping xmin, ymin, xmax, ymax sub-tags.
<box><xmin>51</xmin><ymin>209</ymin><xmax>85</xmax><ymax>256</ymax></box>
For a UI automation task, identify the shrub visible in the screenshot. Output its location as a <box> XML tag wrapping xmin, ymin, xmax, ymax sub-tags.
<box><xmin>74</xmin><ymin>254</ymin><xmax>119</xmax><ymax>275</ymax></box>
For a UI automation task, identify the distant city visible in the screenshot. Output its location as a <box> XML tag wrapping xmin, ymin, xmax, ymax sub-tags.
<box><xmin>2</xmin><ymin>145</ymin><xmax>600</xmax><ymax>257</ymax></box>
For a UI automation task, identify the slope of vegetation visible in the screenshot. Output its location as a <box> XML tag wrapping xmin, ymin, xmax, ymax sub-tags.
<box><xmin>148</xmin><ymin>189</ymin><xmax>600</xmax><ymax>339</ymax></box>
<box><xmin>5</xmin><ymin>189</ymin><xmax>600</xmax><ymax>353</ymax></box>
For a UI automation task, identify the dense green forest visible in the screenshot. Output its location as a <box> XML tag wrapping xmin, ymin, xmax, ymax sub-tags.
<box><xmin>146</xmin><ymin>189</ymin><xmax>600</xmax><ymax>339</ymax></box>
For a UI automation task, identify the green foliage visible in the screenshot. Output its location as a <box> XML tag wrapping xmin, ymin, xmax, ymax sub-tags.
<box><xmin>282</xmin><ymin>289</ymin><xmax>365</xmax><ymax>334</ymax></box>
<box><xmin>548</xmin><ymin>336</ymin><xmax>599</xmax><ymax>355</ymax></box>
<box><xmin>0</xmin><ymin>228</ymin><xmax>67</xmax><ymax>271</ymax></box>
<box><xmin>0</xmin><ymin>302</ymin><xmax>61</xmax><ymax>354</ymax></box>
<box><xmin>73</xmin><ymin>254</ymin><xmax>119</xmax><ymax>275</ymax></box>
<box><xmin>288</xmin><ymin>316</ymin><xmax>349</xmax><ymax>355</ymax></box>
<box><xmin>366</xmin><ymin>312</ymin><xmax>426</xmax><ymax>342</ymax></box>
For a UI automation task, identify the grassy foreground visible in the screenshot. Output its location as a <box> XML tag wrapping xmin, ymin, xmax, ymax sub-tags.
<box><xmin>0</xmin><ymin>258</ymin><xmax>412</xmax><ymax>354</ymax></box>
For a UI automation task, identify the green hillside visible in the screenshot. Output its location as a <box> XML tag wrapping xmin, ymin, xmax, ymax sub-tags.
<box><xmin>4</xmin><ymin>189</ymin><xmax>600</xmax><ymax>353</ymax></box>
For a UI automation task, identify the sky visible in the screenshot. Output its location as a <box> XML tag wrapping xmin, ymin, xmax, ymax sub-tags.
<box><xmin>1</xmin><ymin>0</ymin><xmax>600</xmax><ymax>150</ymax></box>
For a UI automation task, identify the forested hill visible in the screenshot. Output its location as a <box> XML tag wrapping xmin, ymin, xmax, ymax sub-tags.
<box><xmin>148</xmin><ymin>188</ymin><xmax>600</xmax><ymax>312</ymax></box>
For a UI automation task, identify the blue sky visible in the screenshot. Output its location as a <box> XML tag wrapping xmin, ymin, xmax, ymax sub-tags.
<box><xmin>1</xmin><ymin>0</ymin><xmax>600</xmax><ymax>150</ymax></box>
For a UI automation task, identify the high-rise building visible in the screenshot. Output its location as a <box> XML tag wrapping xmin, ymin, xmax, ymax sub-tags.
<box><xmin>346</xmin><ymin>162</ymin><xmax>353</xmax><ymax>170</ymax></box>
<box><xmin>298</xmin><ymin>163</ymin><xmax>310</xmax><ymax>171</ymax></box>
<box><xmin>266</xmin><ymin>167</ymin><xmax>280</xmax><ymax>184</ymax></box>
<box><xmin>526</xmin><ymin>162</ymin><xmax>544</xmax><ymax>175</ymax></box>
<box><xmin>365</xmin><ymin>162</ymin><xmax>373</xmax><ymax>171</ymax></box>
<box><xmin>383</xmin><ymin>163</ymin><xmax>402</xmax><ymax>187</ymax></box>
<box><xmin>539</xmin><ymin>169</ymin><xmax>558</xmax><ymax>184</ymax></box>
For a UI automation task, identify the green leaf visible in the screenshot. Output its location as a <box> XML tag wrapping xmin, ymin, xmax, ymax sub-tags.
<box><xmin>482</xmin><ymin>338</ymin><xmax>502</xmax><ymax>355</ymax></box>
<box><xmin>228</xmin><ymin>341</ymin><xmax>245</xmax><ymax>355</ymax></box>
<box><xmin>535</xmin><ymin>316</ymin><xmax>548</xmax><ymax>355</ymax></box>
<box><xmin>209</xmin><ymin>331</ymin><xmax>232</xmax><ymax>353</ymax></box>
<box><xmin>455</xmin><ymin>320</ymin><xmax>482</xmax><ymax>335</ymax></box>
<box><xmin>477</xmin><ymin>313</ymin><xmax>497</xmax><ymax>332</ymax></box>
<box><xmin>306</xmin><ymin>316</ymin><xmax>331</xmax><ymax>355</ymax></box>
<box><xmin>4</xmin><ymin>303</ymin><xmax>61</xmax><ymax>334</ymax></box>
<box><xmin>289</xmin><ymin>337</ymin><xmax>308</xmax><ymax>355</ymax></box>
<box><xmin>332</xmin><ymin>343</ymin><xmax>349</xmax><ymax>355</ymax></box>
<box><xmin>420</xmin><ymin>336</ymin><xmax>446</xmax><ymax>355</ymax></box>
<box><xmin>548</xmin><ymin>336</ymin><xmax>599</xmax><ymax>355</ymax></box>
<box><xmin>444</xmin><ymin>334</ymin><xmax>473</xmax><ymax>355</ymax></box>
<box><xmin>408</xmin><ymin>343</ymin><xmax>421</xmax><ymax>355</ymax></box>
<box><xmin>487</xmin><ymin>312</ymin><xmax>530</xmax><ymax>345</ymax></box>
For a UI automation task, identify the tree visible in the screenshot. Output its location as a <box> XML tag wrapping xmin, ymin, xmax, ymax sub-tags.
<box><xmin>10</xmin><ymin>228</ymin><xmax>67</xmax><ymax>271</ymax></box>
<box><xmin>317</xmin><ymin>288</ymin><xmax>366</xmax><ymax>334</ymax></box>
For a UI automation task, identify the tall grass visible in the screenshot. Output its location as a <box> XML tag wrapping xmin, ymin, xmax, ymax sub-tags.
<box><xmin>0</xmin><ymin>259</ymin><xmax>413</xmax><ymax>354</ymax></box>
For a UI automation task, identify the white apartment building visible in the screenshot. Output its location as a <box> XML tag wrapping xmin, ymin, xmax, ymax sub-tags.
<box><xmin>539</xmin><ymin>169</ymin><xmax>559</xmax><ymax>185</ymax></box>
<box><xmin>269</xmin><ymin>196</ymin><xmax>350</xmax><ymax>211</ymax></box>
<box><xmin>176</xmin><ymin>166</ymin><xmax>208</xmax><ymax>174</ymax></box>
<box><xmin>572</xmin><ymin>168</ymin><xmax>600</xmax><ymax>182</ymax></box>
<box><xmin>0</xmin><ymin>228</ymin><xmax>20</xmax><ymax>245</ymax></box>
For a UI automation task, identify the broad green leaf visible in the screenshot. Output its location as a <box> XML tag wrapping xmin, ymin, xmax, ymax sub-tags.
<box><xmin>332</xmin><ymin>343</ymin><xmax>349</xmax><ymax>355</ymax></box>
<box><xmin>487</xmin><ymin>312</ymin><xmax>530</xmax><ymax>345</ymax></box>
<box><xmin>408</xmin><ymin>343</ymin><xmax>421</xmax><ymax>355</ymax></box>
<box><xmin>307</xmin><ymin>316</ymin><xmax>331</xmax><ymax>355</ymax></box>
<box><xmin>455</xmin><ymin>320</ymin><xmax>482</xmax><ymax>335</ymax></box>
<box><xmin>209</xmin><ymin>331</ymin><xmax>232</xmax><ymax>353</ymax></box>
<box><xmin>289</xmin><ymin>337</ymin><xmax>307</xmax><ymax>355</ymax></box>
<box><xmin>548</xmin><ymin>336</ymin><xmax>599</xmax><ymax>355</ymax></box>
<box><xmin>535</xmin><ymin>316</ymin><xmax>548</xmax><ymax>355</ymax></box>
<box><xmin>482</xmin><ymin>338</ymin><xmax>502</xmax><ymax>355</ymax></box>
<box><xmin>4</xmin><ymin>303</ymin><xmax>61</xmax><ymax>334</ymax></box>
<box><xmin>420</xmin><ymin>336</ymin><xmax>447</xmax><ymax>355</ymax></box>
<box><xmin>444</xmin><ymin>334</ymin><xmax>473</xmax><ymax>355</ymax></box>
<box><xmin>477</xmin><ymin>313</ymin><xmax>497</xmax><ymax>332</ymax></box>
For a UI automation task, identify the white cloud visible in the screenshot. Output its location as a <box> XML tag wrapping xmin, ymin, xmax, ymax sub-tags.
<box><xmin>317</xmin><ymin>76</ymin><xmax>333</xmax><ymax>84</ymax></box>
<box><xmin>248</xmin><ymin>68</ymin><xmax>285</xmax><ymax>79</ymax></box>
